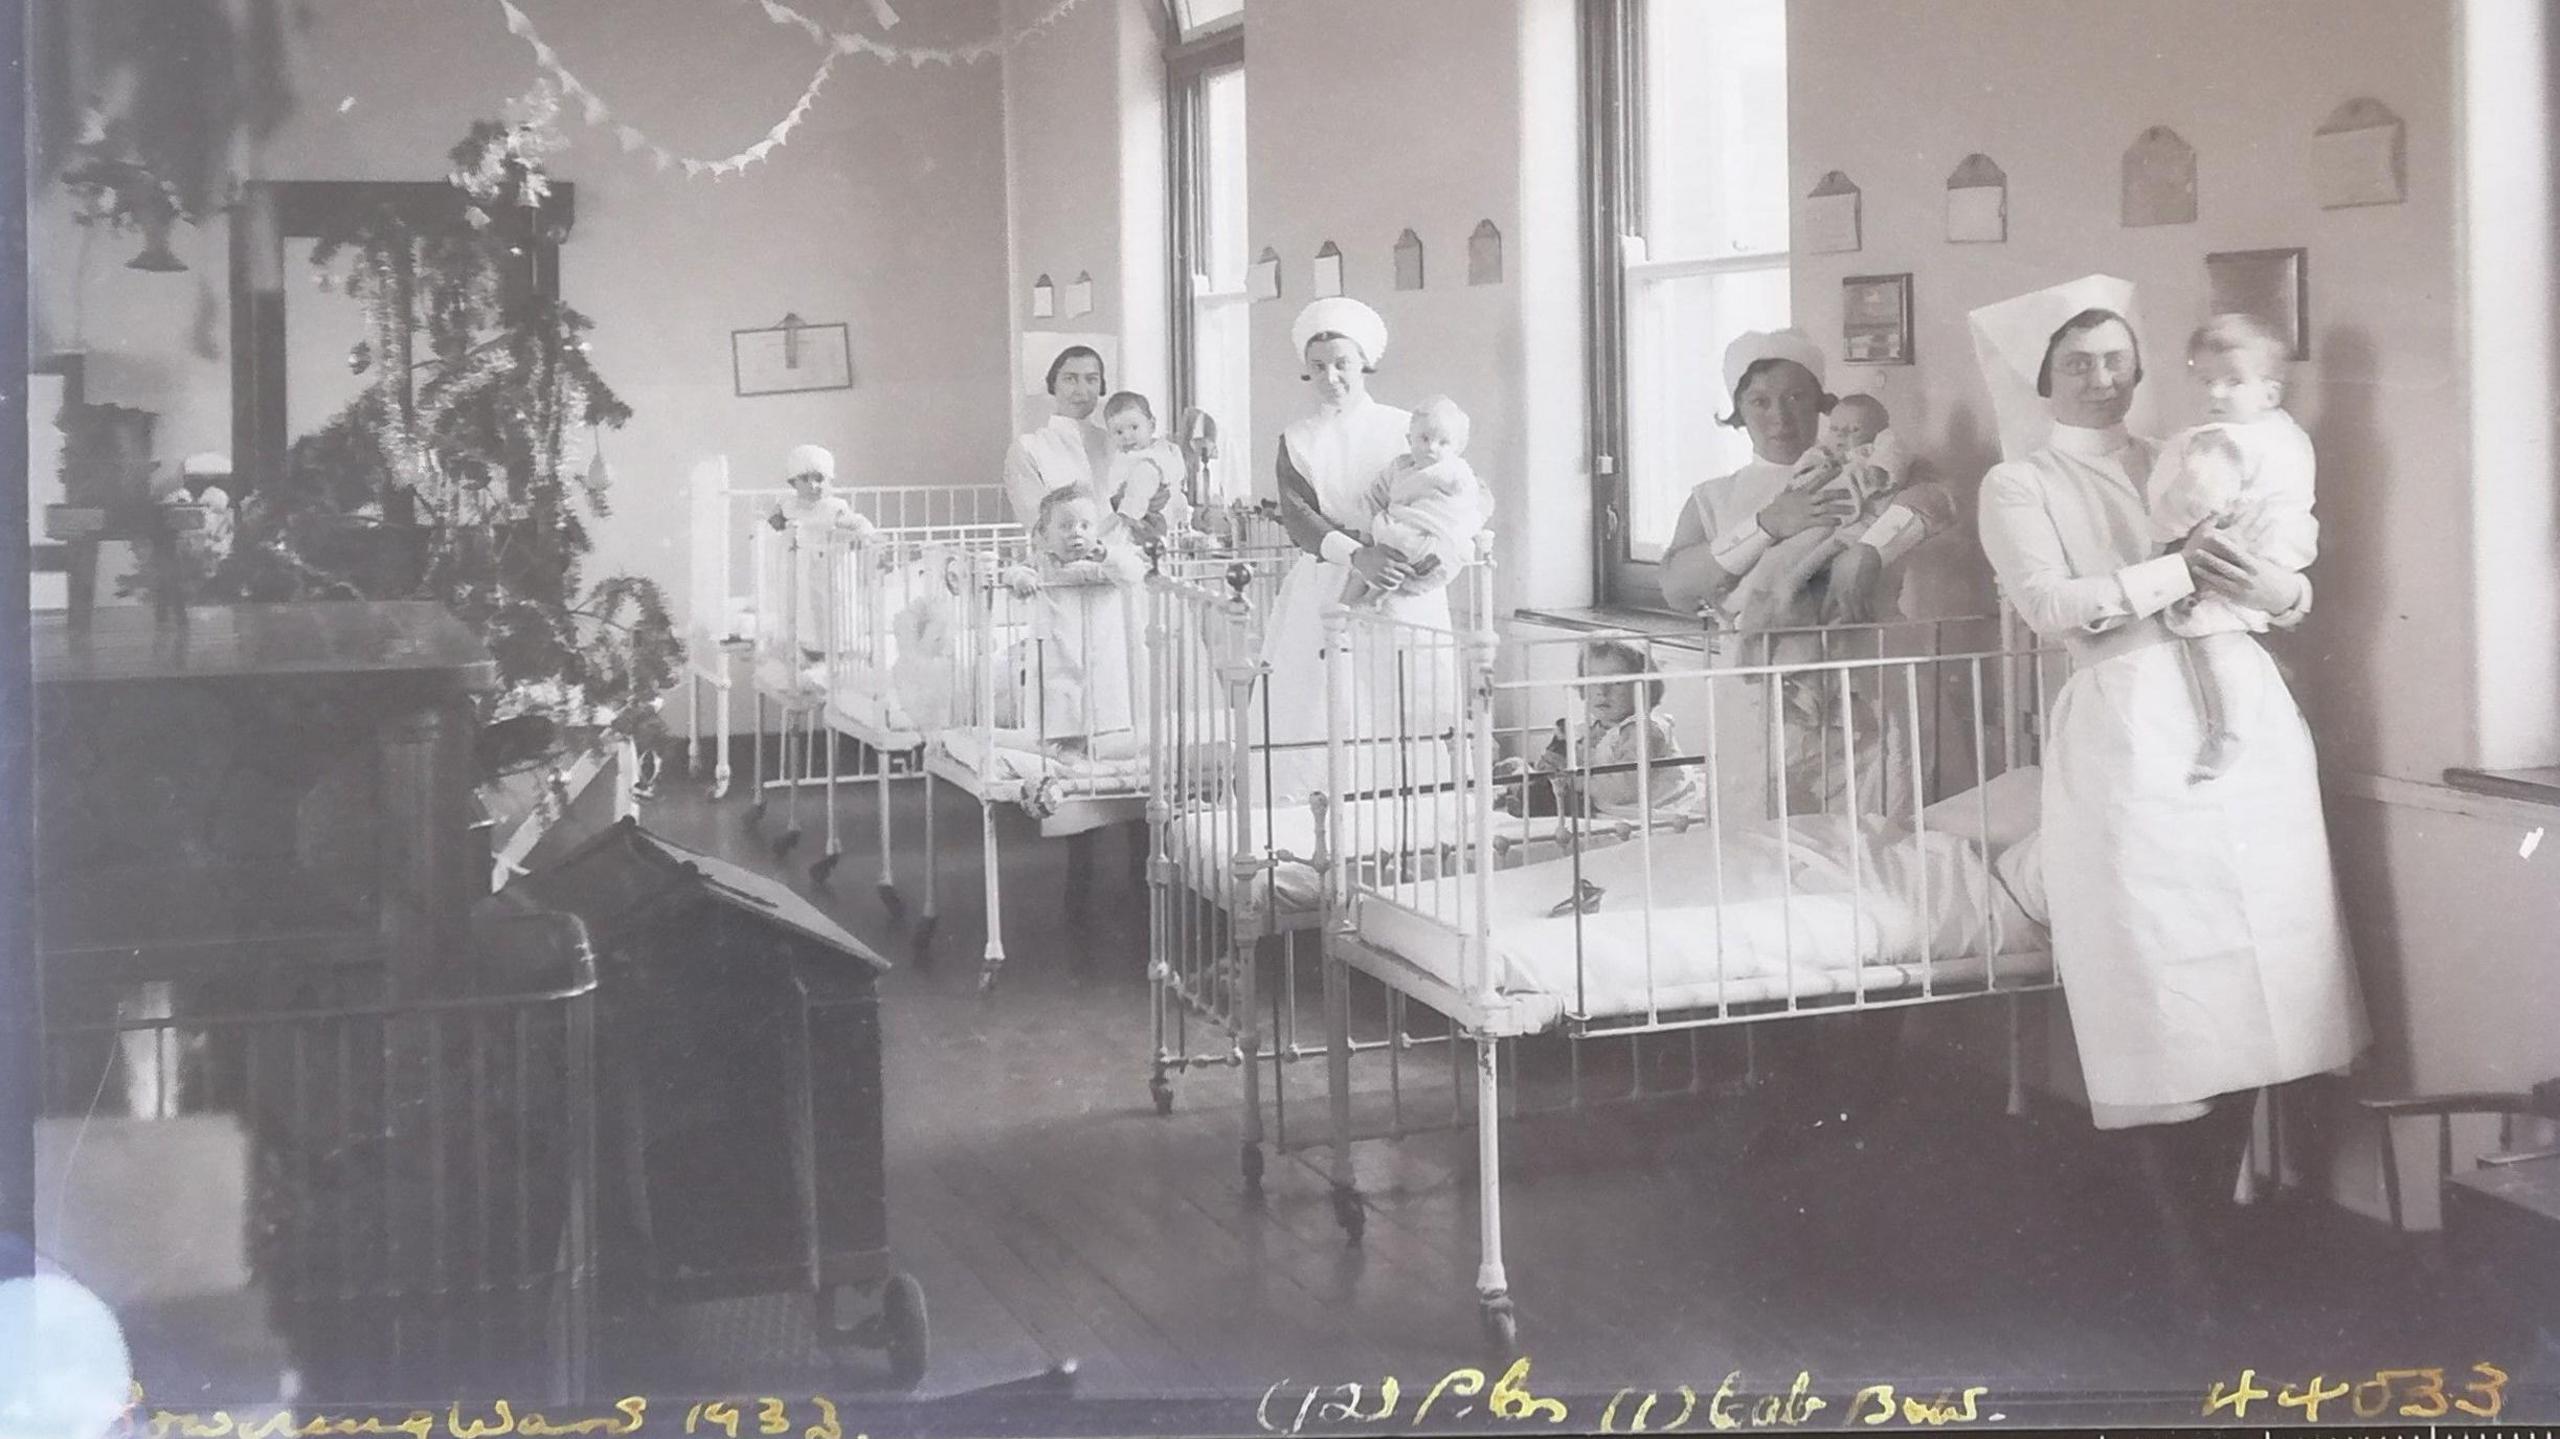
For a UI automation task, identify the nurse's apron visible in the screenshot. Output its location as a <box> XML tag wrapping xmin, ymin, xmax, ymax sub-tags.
<box><xmin>1256</xmin><ymin>396</ymin><xmax>1453</xmax><ymax>805</ymax></box>
<box><xmin>2041</xmin><ymin>620</ymin><xmax>2368</xmax><ymax>1124</ymax></box>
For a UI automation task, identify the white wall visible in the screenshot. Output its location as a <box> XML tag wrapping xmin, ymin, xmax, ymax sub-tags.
<box><xmin>1001</xmin><ymin>0</ymin><xmax>1168</xmax><ymax>437</ymax></box>
<box><xmin>29</xmin><ymin>0</ymin><xmax>1017</xmax><ymax>640</ymax></box>
<box><xmin>1244</xmin><ymin>0</ymin><xmax>1591</xmax><ymax>619</ymax></box>
<box><xmin>1788</xmin><ymin>0</ymin><xmax>2470</xmax><ymax>784</ymax></box>
<box><xmin>1788</xmin><ymin>0</ymin><xmax>2560</xmax><ymax>1220</ymax></box>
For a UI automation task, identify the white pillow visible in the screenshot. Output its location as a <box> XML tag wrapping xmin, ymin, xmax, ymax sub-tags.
<box><xmin>1920</xmin><ymin>765</ymin><xmax>2042</xmax><ymax>854</ymax></box>
<box><xmin>1994</xmin><ymin>828</ymin><xmax>2049</xmax><ymax>927</ymax></box>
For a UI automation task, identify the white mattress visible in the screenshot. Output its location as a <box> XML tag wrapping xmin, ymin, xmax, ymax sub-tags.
<box><xmin>937</xmin><ymin>728</ymin><xmax>1151</xmax><ymax>791</ymax></box>
<box><xmin>1352</xmin><ymin>813</ymin><xmax>2049</xmax><ymax>1028</ymax></box>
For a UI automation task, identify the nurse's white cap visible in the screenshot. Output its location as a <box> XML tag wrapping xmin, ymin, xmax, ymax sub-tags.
<box><xmin>1721</xmin><ymin>328</ymin><xmax>1828</xmax><ymax>396</ymax></box>
<box><xmin>1290</xmin><ymin>297</ymin><xmax>1389</xmax><ymax>367</ymax></box>
<box><xmin>785</xmin><ymin>444</ymin><xmax>836</xmax><ymax>482</ymax></box>
<box><xmin>1967</xmin><ymin>273</ymin><xmax>2147</xmax><ymax>462</ymax></box>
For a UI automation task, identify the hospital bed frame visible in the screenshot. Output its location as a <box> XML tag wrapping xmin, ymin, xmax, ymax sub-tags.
<box><xmin>1309</xmin><ymin>597</ymin><xmax>2062</xmax><ymax>1354</ymax></box>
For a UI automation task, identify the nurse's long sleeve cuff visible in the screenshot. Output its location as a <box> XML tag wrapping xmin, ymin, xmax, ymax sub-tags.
<box><xmin>1319</xmin><ymin>531</ymin><xmax>1361</xmax><ymax>566</ymax></box>
<box><xmin>2116</xmin><ymin>553</ymin><xmax>2195</xmax><ymax>620</ymax></box>
<box><xmin>1708</xmin><ymin>517</ymin><xmax>1772</xmax><ymax>574</ymax></box>
<box><xmin>1856</xmin><ymin>504</ymin><xmax>1926</xmax><ymax>567</ymax></box>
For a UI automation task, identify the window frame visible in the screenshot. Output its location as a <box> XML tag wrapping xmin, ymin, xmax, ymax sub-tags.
<box><xmin>1164</xmin><ymin>23</ymin><xmax>1244</xmax><ymax>434</ymax></box>
<box><xmin>1583</xmin><ymin>0</ymin><xmax>1793</xmax><ymax>611</ymax></box>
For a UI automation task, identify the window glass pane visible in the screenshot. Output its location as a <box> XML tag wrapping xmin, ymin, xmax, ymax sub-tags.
<box><xmin>1201</xmin><ymin>68</ymin><xmax>1248</xmax><ymax>293</ymax></box>
<box><xmin>1182</xmin><ymin>0</ymin><xmax>1243</xmax><ymax>33</ymax></box>
<box><xmin>1623</xmin><ymin>265</ymin><xmax>1791</xmax><ymax>560</ymax></box>
<box><xmin>1187</xmin><ymin>66</ymin><xmax>1250</xmax><ymax>505</ymax></box>
<box><xmin>1641</xmin><ymin>0</ymin><xmax>1788</xmax><ymax>259</ymax></box>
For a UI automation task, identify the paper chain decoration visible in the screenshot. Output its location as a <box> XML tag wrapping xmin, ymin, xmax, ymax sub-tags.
<box><xmin>494</xmin><ymin>0</ymin><xmax>1093</xmax><ymax>180</ymax></box>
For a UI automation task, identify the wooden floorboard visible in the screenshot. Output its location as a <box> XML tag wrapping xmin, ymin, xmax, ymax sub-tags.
<box><xmin>114</xmin><ymin>748</ymin><xmax>2551</xmax><ymax>1420</ymax></box>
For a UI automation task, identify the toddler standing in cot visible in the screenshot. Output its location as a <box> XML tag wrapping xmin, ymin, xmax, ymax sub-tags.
<box><xmin>1726</xmin><ymin>394</ymin><xmax>1926</xmax><ymax>634</ymax></box>
<box><xmin>1339</xmin><ymin>396</ymin><xmax>1494</xmax><ymax>607</ymax></box>
<box><xmin>1101</xmin><ymin>392</ymin><xmax>1194</xmax><ymax>550</ymax></box>
<box><xmin>765</xmin><ymin>443</ymin><xmax>874</xmax><ymax>660</ymax></box>
<box><xmin>2146</xmin><ymin>313</ymin><xmax>2319</xmax><ymax>782</ymax></box>
<box><xmin>1496</xmin><ymin>640</ymin><xmax>1700</xmax><ymax>820</ymax></box>
<box><xmin>1003</xmin><ymin>486</ymin><xmax>1146</xmax><ymax>749</ymax></box>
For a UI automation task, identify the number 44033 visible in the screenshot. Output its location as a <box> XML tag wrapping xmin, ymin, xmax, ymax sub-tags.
<box><xmin>2203</xmin><ymin>1363</ymin><xmax>2507</xmax><ymax>1423</ymax></box>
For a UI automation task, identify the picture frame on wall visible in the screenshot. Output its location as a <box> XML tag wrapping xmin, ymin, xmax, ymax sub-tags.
<box><xmin>1841</xmin><ymin>273</ymin><xmax>1914</xmax><ymax>365</ymax></box>
<box><xmin>2205</xmin><ymin>247</ymin><xmax>2310</xmax><ymax>360</ymax></box>
<box><xmin>732</xmin><ymin>316</ymin><xmax>854</xmax><ymax>397</ymax></box>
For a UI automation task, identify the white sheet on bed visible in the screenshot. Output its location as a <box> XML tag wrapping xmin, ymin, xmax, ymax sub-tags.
<box><xmin>1352</xmin><ymin>813</ymin><xmax>2049</xmax><ymax>1027</ymax></box>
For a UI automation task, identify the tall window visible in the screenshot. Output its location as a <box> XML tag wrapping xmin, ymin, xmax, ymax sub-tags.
<box><xmin>1586</xmin><ymin>0</ymin><xmax>1790</xmax><ymax>605</ymax></box>
<box><xmin>1169</xmin><ymin>12</ymin><xmax>1248</xmax><ymax>504</ymax></box>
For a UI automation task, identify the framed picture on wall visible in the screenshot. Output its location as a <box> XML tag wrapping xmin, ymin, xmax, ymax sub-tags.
<box><xmin>1841</xmin><ymin>273</ymin><xmax>1914</xmax><ymax>365</ymax></box>
<box><xmin>733</xmin><ymin>316</ymin><xmax>854</xmax><ymax>397</ymax></box>
<box><xmin>2205</xmin><ymin>247</ymin><xmax>2311</xmax><ymax>360</ymax></box>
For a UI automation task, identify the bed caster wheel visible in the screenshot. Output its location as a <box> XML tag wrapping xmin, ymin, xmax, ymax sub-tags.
<box><xmin>977</xmin><ymin>962</ymin><xmax>1002</xmax><ymax>996</ymax></box>
<box><xmin>910</xmin><ymin>917</ymin><xmax>938</xmax><ymax>969</ymax></box>
<box><xmin>1479</xmin><ymin>1296</ymin><xmax>1519</xmax><ymax>1358</ymax></box>
<box><xmin>774</xmin><ymin>828</ymin><xmax>803</xmax><ymax>858</ymax></box>
<box><xmin>746</xmin><ymin>798</ymin><xmax>768</xmax><ymax>822</ymax></box>
<box><xmin>878</xmin><ymin>884</ymin><xmax>907</xmax><ymax>919</ymax></box>
<box><xmin>1240</xmin><ymin>1142</ymin><xmax>1265</xmax><ymax>1193</ymax></box>
<box><xmin>1331</xmin><ymin>1184</ymin><xmax>1365</xmax><ymax>1242</ymax></box>
<box><xmin>810</xmin><ymin>852</ymin><xmax>840</xmax><ymax>886</ymax></box>
<box><xmin>880</xmin><ymin>1273</ymin><xmax>930</xmax><ymax>1390</ymax></box>
<box><xmin>1149</xmin><ymin>1074</ymin><xmax>1175</xmax><ymax>1117</ymax></box>
<box><xmin>709</xmin><ymin>777</ymin><xmax>731</xmax><ymax>800</ymax></box>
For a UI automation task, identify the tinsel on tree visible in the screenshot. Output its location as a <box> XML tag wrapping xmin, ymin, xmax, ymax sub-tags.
<box><xmin>224</xmin><ymin>86</ymin><xmax>683</xmax><ymax>776</ymax></box>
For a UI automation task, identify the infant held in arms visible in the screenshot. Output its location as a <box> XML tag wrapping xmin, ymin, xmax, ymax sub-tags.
<box><xmin>1339</xmin><ymin>395</ymin><xmax>1494</xmax><ymax>606</ymax></box>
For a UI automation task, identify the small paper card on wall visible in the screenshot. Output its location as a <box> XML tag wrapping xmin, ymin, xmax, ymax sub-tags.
<box><xmin>1312</xmin><ymin>241</ymin><xmax>1344</xmax><ymax>299</ymax></box>
<box><xmin>1801</xmin><ymin>172</ymin><xmax>1862</xmax><ymax>254</ymax></box>
<box><xmin>2121</xmin><ymin>126</ymin><xmax>2198</xmax><ymax>228</ymax></box>
<box><xmin>1018</xmin><ymin>333</ymin><xmax>1121</xmax><ymax>399</ymax></box>
<box><xmin>1945</xmin><ymin>153</ymin><xmax>2007</xmax><ymax>244</ymax></box>
<box><xmin>1250</xmin><ymin>246</ymin><xmax>1282</xmax><ymax>302</ymax></box>
<box><xmin>1468</xmin><ymin>220</ymin><xmax>1504</xmax><ymax>285</ymax></box>
<box><xmin>1030</xmin><ymin>273</ymin><xmax>1055</xmax><ymax>320</ymax></box>
<box><xmin>2313</xmin><ymin>98</ymin><xmax>2406</xmax><ymax>209</ymax></box>
<box><xmin>1393</xmin><ymin>229</ymin><xmax>1425</xmax><ymax>291</ymax></box>
<box><xmin>2205</xmin><ymin>247</ymin><xmax>2309</xmax><ymax>360</ymax></box>
<box><xmin>1065</xmin><ymin>271</ymin><xmax>1095</xmax><ymax>319</ymax></box>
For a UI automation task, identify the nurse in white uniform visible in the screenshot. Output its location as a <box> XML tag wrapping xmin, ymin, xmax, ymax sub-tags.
<box><xmin>1971</xmin><ymin>275</ymin><xmax>2367</xmax><ymax>1284</ymax></box>
<box><xmin>1258</xmin><ymin>298</ymin><xmax>1449</xmax><ymax>804</ymax></box>
<box><xmin>1660</xmin><ymin>331</ymin><xmax>1947</xmax><ymax>826</ymax></box>
<box><xmin>1003</xmin><ymin>345</ymin><xmax>1116</xmax><ymax>526</ymax></box>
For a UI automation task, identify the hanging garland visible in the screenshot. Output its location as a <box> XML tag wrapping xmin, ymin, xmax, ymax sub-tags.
<box><xmin>493</xmin><ymin>0</ymin><xmax>1094</xmax><ymax>180</ymax></box>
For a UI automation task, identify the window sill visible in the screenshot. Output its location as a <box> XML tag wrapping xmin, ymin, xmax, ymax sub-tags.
<box><xmin>2443</xmin><ymin>767</ymin><xmax>2560</xmax><ymax>810</ymax></box>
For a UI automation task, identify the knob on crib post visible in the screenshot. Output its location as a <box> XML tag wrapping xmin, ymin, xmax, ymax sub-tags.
<box><xmin>1226</xmin><ymin>562</ymin><xmax>1253</xmax><ymax>599</ymax></box>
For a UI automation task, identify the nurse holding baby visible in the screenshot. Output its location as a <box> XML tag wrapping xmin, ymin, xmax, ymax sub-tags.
<box><xmin>1658</xmin><ymin>329</ymin><xmax>1953</xmax><ymax>818</ymax></box>
<box><xmin>1258</xmin><ymin>298</ymin><xmax>1458</xmax><ymax>803</ymax></box>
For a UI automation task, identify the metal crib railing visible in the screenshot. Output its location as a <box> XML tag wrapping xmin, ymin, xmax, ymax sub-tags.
<box><xmin>809</xmin><ymin>519</ymin><xmax>1025</xmax><ymax>911</ymax></box>
<box><xmin>1306</xmin><ymin>609</ymin><xmax>2062</xmax><ymax>1157</ymax></box>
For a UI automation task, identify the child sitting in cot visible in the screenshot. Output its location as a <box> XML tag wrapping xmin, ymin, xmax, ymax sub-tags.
<box><xmin>1726</xmin><ymin>394</ymin><xmax>1925</xmax><ymax>634</ymax></box>
<box><xmin>1339</xmin><ymin>396</ymin><xmax>1493</xmax><ymax>607</ymax></box>
<box><xmin>1101</xmin><ymin>392</ymin><xmax>1194</xmax><ymax>550</ymax></box>
<box><xmin>1495</xmin><ymin>640</ymin><xmax>1700</xmax><ymax>820</ymax></box>
<box><xmin>2147</xmin><ymin>313</ymin><xmax>2320</xmax><ymax>782</ymax></box>
<box><xmin>1002</xmin><ymin>486</ymin><xmax>1146</xmax><ymax>750</ymax></box>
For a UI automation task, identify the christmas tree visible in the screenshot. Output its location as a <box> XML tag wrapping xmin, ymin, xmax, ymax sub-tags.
<box><xmin>225</xmin><ymin>87</ymin><xmax>683</xmax><ymax>778</ymax></box>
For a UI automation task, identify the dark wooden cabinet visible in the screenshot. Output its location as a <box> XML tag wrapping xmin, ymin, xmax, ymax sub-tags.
<box><xmin>33</xmin><ymin>601</ymin><xmax>495</xmax><ymax>989</ymax></box>
<box><xmin>512</xmin><ymin>817</ymin><xmax>926</xmax><ymax>1387</ymax></box>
